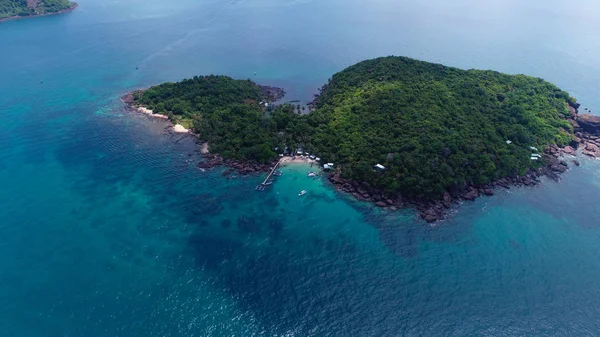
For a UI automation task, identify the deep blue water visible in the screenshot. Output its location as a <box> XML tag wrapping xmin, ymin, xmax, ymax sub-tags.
<box><xmin>2</xmin><ymin>0</ymin><xmax>600</xmax><ymax>335</ymax></box>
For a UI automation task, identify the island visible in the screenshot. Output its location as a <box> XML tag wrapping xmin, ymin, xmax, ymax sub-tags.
<box><xmin>0</xmin><ymin>0</ymin><xmax>77</xmax><ymax>22</ymax></box>
<box><xmin>123</xmin><ymin>56</ymin><xmax>600</xmax><ymax>222</ymax></box>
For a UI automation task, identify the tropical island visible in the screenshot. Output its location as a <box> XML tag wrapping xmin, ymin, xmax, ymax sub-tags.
<box><xmin>124</xmin><ymin>56</ymin><xmax>600</xmax><ymax>222</ymax></box>
<box><xmin>0</xmin><ymin>0</ymin><xmax>76</xmax><ymax>21</ymax></box>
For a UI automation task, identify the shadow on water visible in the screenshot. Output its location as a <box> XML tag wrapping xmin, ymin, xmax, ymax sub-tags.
<box><xmin>186</xmin><ymin>226</ymin><xmax>392</xmax><ymax>336</ymax></box>
<box><xmin>334</xmin><ymin>189</ymin><xmax>477</xmax><ymax>258</ymax></box>
<box><xmin>188</xmin><ymin>232</ymin><xmax>244</xmax><ymax>269</ymax></box>
<box><xmin>521</xmin><ymin>168</ymin><xmax>600</xmax><ymax>228</ymax></box>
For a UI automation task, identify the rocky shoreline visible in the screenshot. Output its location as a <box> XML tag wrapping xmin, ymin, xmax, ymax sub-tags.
<box><xmin>0</xmin><ymin>3</ymin><xmax>78</xmax><ymax>23</ymax></box>
<box><xmin>201</xmin><ymin>102</ymin><xmax>600</xmax><ymax>223</ymax></box>
<box><xmin>327</xmin><ymin>102</ymin><xmax>600</xmax><ymax>223</ymax></box>
<box><xmin>306</xmin><ymin>84</ymin><xmax>328</xmax><ymax>111</ymax></box>
<box><xmin>124</xmin><ymin>84</ymin><xmax>600</xmax><ymax>224</ymax></box>
<box><xmin>121</xmin><ymin>92</ymin><xmax>137</xmax><ymax>106</ymax></box>
<box><xmin>258</xmin><ymin>85</ymin><xmax>286</xmax><ymax>102</ymax></box>
<box><xmin>122</xmin><ymin>89</ymin><xmax>281</xmax><ymax>176</ymax></box>
<box><xmin>198</xmin><ymin>153</ymin><xmax>274</xmax><ymax>176</ymax></box>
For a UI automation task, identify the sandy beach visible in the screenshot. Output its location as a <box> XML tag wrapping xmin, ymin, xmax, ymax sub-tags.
<box><xmin>280</xmin><ymin>156</ymin><xmax>319</xmax><ymax>167</ymax></box>
<box><xmin>123</xmin><ymin>94</ymin><xmax>210</xmax><ymax>151</ymax></box>
<box><xmin>200</xmin><ymin>142</ymin><xmax>209</xmax><ymax>154</ymax></box>
<box><xmin>172</xmin><ymin>124</ymin><xmax>189</xmax><ymax>133</ymax></box>
<box><xmin>137</xmin><ymin>107</ymin><xmax>169</xmax><ymax>120</ymax></box>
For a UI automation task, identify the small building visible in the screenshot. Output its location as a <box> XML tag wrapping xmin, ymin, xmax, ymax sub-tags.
<box><xmin>506</xmin><ymin>140</ymin><xmax>513</xmax><ymax>145</ymax></box>
<box><xmin>531</xmin><ymin>153</ymin><xmax>542</xmax><ymax>158</ymax></box>
<box><xmin>309</xmin><ymin>155</ymin><xmax>316</xmax><ymax>160</ymax></box>
<box><xmin>323</xmin><ymin>163</ymin><xmax>334</xmax><ymax>170</ymax></box>
<box><xmin>375</xmin><ymin>164</ymin><xmax>386</xmax><ymax>171</ymax></box>
<box><xmin>531</xmin><ymin>156</ymin><xmax>539</xmax><ymax>161</ymax></box>
<box><xmin>529</xmin><ymin>146</ymin><xmax>539</xmax><ymax>152</ymax></box>
<box><xmin>315</xmin><ymin>157</ymin><xmax>321</xmax><ymax>162</ymax></box>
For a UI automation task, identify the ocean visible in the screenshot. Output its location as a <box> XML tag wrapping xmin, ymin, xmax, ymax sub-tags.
<box><xmin>1</xmin><ymin>0</ymin><xmax>600</xmax><ymax>335</ymax></box>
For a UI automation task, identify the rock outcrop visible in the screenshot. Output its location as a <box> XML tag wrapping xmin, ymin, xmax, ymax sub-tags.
<box><xmin>576</xmin><ymin>114</ymin><xmax>600</xmax><ymax>135</ymax></box>
<box><xmin>259</xmin><ymin>85</ymin><xmax>286</xmax><ymax>102</ymax></box>
<box><xmin>461</xmin><ymin>188</ymin><xmax>479</xmax><ymax>201</ymax></box>
<box><xmin>581</xmin><ymin>140</ymin><xmax>600</xmax><ymax>158</ymax></box>
<box><xmin>198</xmin><ymin>153</ymin><xmax>273</xmax><ymax>174</ymax></box>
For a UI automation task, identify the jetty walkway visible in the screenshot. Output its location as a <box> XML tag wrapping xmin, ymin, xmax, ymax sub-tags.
<box><xmin>255</xmin><ymin>158</ymin><xmax>284</xmax><ymax>191</ymax></box>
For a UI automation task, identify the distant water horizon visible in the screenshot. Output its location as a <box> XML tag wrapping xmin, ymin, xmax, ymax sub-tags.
<box><xmin>2</xmin><ymin>0</ymin><xmax>600</xmax><ymax>335</ymax></box>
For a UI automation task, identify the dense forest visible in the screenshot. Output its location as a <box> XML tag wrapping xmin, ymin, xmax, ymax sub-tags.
<box><xmin>0</xmin><ymin>0</ymin><xmax>76</xmax><ymax>20</ymax></box>
<box><xmin>133</xmin><ymin>57</ymin><xmax>576</xmax><ymax>199</ymax></box>
<box><xmin>307</xmin><ymin>57</ymin><xmax>575</xmax><ymax>198</ymax></box>
<box><xmin>133</xmin><ymin>75</ymin><xmax>308</xmax><ymax>163</ymax></box>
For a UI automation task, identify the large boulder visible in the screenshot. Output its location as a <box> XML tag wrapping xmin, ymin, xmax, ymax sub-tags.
<box><xmin>420</xmin><ymin>208</ymin><xmax>439</xmax><ymax>223</ymax></box>
<box><xmin>568</xmin><ymin>101</ymin><xmax>581</xmax><ymax>113</ymax></box>
<box><xmin>583</xmin><ymin>142</ymin><xmax>600</xmax><ymax>158</ymax></box>
<box><xmin>442</xmin><ymin>191</ymin><xmax>452</xmax><ymax>208</ymax></box>
<box><xmin>576</xmin><ymin>114</ymin><xmax>600</xmax><ymax>135</ymax></box>
<box><xmin>562</xmin><ymin>146</ymin><xmax>575</xmax><ymax>155</ymax></box>
<box><xmin>585</xmin><ymin>143</ymin><xmax>600</xmax><ymax>153</ymax></box>
<box><xmin>461</xmin><ymin>188</ymin><xmax>479</xmax><ymax>201</ymax></box>
<box><xmin>583</xmin><ymin>150</ymin><xmax>600</xmax><ymax>158</ymax></box>
<box><xmin>550</xmin><ymin>163</ymin><xmax>567</xmax><ymax>173</ymax></box>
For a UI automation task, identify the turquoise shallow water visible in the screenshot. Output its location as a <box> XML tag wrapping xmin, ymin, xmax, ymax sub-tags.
<box><xmin>2</xmin><ymin>0</ymin><xmax>600</xmax><ymax>335</ymax></box>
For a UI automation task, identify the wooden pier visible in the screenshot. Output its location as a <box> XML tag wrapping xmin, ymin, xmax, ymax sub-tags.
<box><xmin>255</xmin><ymin>158</ymin><xmax>284</xmax><ymax>191</ymax></box>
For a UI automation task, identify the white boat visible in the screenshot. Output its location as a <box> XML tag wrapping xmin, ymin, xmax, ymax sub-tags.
<box><xmin>298</xmin><ymin>190</ymin><xmax>307</xmax><ymax>197</ymax></box>
<box><xmin>307</xmin><ymin>172</ymin><xmax>317</xmax><ymax>177</ymax></box>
